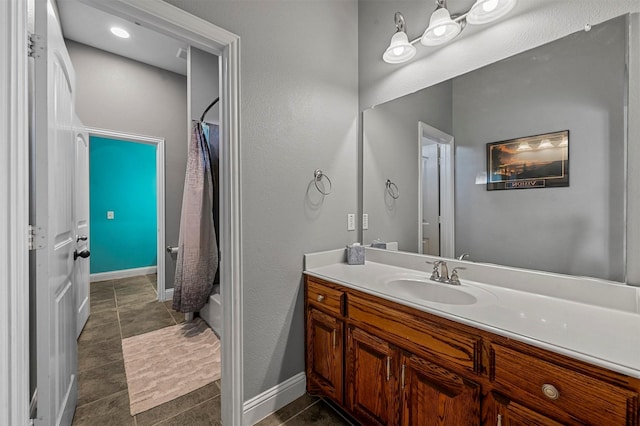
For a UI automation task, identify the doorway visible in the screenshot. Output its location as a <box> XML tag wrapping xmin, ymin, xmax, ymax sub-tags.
<box><xmin>418</xmin><ymin>121</ymin><xmax>455</xmax><ymax>258</ymax></box>
<box><xmin>4</xmin><ymin>1</ymin><xmax>242</xmax><ymax>425</ymax></box>
<box><xmin>69</xmin><ymin>3</ymin><xmax>242</xmax><ymax>425</ymax></box>
<box><xmin>86</xmin><ymin>129</ymin><xmax>167</xmax><ymax>299</ymax></box>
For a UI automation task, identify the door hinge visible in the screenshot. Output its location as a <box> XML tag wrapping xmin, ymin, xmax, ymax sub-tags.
<box><xmin>28</xmin><ymin>33</ymin><xmax>43</xmax><ymax>58</ymax></box>
<box><xmin>28</xmin><ymin>225</ymin><xmax>45</xmax><ymax>250</ymax></box>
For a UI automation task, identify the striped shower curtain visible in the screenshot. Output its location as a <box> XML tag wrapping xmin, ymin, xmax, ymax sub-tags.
<box><xmin>173</xmin><ymin>121</ymin><xmax>218</xmax><ymax>313</ymax></box>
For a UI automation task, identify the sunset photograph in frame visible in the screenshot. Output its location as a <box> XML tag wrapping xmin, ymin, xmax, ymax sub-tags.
<box><xmin>486</xmin><ymin>130</ymin><xmax>569</xmax><ymax>191</ymax></box>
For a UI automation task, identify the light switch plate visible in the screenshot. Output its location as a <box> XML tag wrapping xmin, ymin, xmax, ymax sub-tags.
<box><xmin>347</xmin><ymin>213</ymin><xmax>356</xmax><ymax>231</ymax></box>
<box><xmin>362</xmin><ymin>213</ymin><xmax>369</xmax><ymax>230</ymax></box>
<box><xmin>107</xmin><ymin>211</ymin><xmax>114</xmax><ymax>220</ymax></box>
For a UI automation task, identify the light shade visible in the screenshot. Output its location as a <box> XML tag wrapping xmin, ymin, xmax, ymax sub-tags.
<box><xmin>421</xmin><ymin>7</ymin><xmax>462</xmax><ymax>46</ymax></box>
<box><xmin>383</xmin><ymin>31</ymin><xmax>417</xmax><ymax>64</ymax></box>
<box><xmin>467</xmin><ymin>0</ymin><xmax>517</xmax><ymax>25</ymax></box>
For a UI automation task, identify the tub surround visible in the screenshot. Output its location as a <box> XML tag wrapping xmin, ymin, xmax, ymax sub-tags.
<box><xmin>304</xmin><ymin>247</ymin><xmax>640</xmax><ymax>378</ymax></box>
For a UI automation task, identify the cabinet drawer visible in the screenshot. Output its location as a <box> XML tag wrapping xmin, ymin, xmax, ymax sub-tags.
<box><xmin>307</xmin><ymin>279</ymin><xmax>344</xmax><ymax>316</ymax></box>
<box><xmin>348</xmin><ymin>293</ymin><xmax>480</xmax><ymax>374</ymax></box>
<box><xmin>492</xmin><ymin>344</ymin><xmax>638</xmax><ymax>425</ymax></box>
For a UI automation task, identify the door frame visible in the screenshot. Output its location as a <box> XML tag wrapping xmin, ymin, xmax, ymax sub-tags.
<box><xmin>1</xmin><ymin>0</ymin><xmax>30</xmax><ymax>425</ymax></box>
<box><xmin>3</xmin><ymin>0</ymin><xmax>243</xmax><ymax>424</ymax></box>
<box><xmin>418</xmin><ymin>121</ymin><xmax>455</xmax><ymax>258</ymax></box>
<box><xmin>78</xmin><ymin>3</ymin><xmax>243</xmax><ymax>424</ymax></box>
<box><xmin>77</xmin><ymin>3</ymin><xmax>243</xmax><ymax>424</ymax></box>
<box><xmin>85</xmin><ymin>127</ymin><xmax>167</xmax><ymax>301</ymax></box>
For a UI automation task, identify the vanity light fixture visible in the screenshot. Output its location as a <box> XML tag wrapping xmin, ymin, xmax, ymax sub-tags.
<box><xmin>110</xmin><ymin>26</ymin><xmax>130</xmax><ymax>39</ymax></box>
<box><xmin>383</xmin><ymin>0</ymin><xmax>517</xmax><ymax>64</ymax></box>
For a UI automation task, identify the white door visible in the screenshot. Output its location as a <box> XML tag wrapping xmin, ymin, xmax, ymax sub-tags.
<box><xmin>33</xmin><ymin>0</ymin><xmax>78</xmax><ymax>424</ymax></box>
<box><xmin>74</xmin><ymin>122</ymin><xmax>90</xmax><ymax>338</ymax></box>
<box><xmin>421</xmin><ymin>143</ymin><xmax>441</xmax><ymax>256</ymax></box>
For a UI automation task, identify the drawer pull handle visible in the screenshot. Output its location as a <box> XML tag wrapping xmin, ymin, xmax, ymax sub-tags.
<box><xmin>541</xmin><ymin>383</ymin><xmax>560</xmax><ymax>400</ymax></box>
<box><xmin>386</xmin><ymin>356</ymin><xmax>391</xmax><ymax>381</ymax></box>
<box><xmin>317</xmin><ymin>294</ymin><xmax>325</xmax><ymax>302</ymax></box>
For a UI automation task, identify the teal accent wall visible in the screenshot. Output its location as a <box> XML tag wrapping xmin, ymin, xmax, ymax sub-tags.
<box><xmin>90</xmin><ymin>136</ymin><xmax>157</xmax><ymax>273</ymax></box>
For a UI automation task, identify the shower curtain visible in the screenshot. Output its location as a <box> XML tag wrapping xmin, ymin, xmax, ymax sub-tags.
<box><xmin>173</xmin><ymin>121</ymin><xmax>218</xmax><ymax>313</ymax></box>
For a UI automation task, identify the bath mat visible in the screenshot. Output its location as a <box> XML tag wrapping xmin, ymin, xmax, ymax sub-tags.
<box><xmin>121</xmin><ymin>318</ymin><xmax>221</xmax><ymax>415</ymax></box>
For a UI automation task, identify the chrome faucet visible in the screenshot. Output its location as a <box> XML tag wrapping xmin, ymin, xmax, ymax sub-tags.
<box><xmin>439</xmin><ymin>262</ymin><xmax>449</xmax><ymax>282</ymax></box>
<box><xmin>457</xmin><ymin>253</ymin><xmax>470</xmax><ymax>261</ymax></box>
<box><xmin>427</xmin><ymin>260</ymin><xmax>464</xmax><ymax>285</ymax></box>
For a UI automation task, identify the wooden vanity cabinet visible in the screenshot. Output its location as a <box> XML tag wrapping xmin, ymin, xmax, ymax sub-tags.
<box><xmin>346</xmin><ymin>326</ymin><xmax>397</xmax><ymax>425</ymax></box>
<box><xmin>306</xmin><ymin>307</ymin><xmax>343</xmax><ymax>403</ymax></box>
<box><xmin>305</xmin><ymin>278</ymin><xmax>345</xmax><ymax>403</ymax></box>
<box><xmin>304</xmin><ymin>276</ymin><xmax>640</xmax><ymax>426</ymax></box>
<box><xmin>489</xmin><ymin>392</ymin><xmax>564</xmax><ymax>426</ymax></box>
<box><xmin>400</xmin><ymin>351</ymin><xmax>481</xmax><ymax>426</ymax></box>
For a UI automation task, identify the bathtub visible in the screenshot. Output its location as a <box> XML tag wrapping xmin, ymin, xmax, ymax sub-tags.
<box><xmin>199</xmin><ymin>284</ymin><xmax>222</xmax><ymax>338</ymax></box>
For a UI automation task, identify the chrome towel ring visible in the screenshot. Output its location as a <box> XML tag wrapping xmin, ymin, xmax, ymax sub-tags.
<box><xmin>314</xmin><ymin>169</ymin><xmax>332</xmax><ymax>195</ymax></box>
<box><xmin>386</xmin><ymin>179</ymin><xmax>399</xmax><ymax>199</ymax></box>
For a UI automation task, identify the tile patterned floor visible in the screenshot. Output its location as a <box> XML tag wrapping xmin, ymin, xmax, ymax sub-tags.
<box><xmin>73</xmin><ymin>275</ymin><xmax>353</xmax><ymax>425</ymax></box>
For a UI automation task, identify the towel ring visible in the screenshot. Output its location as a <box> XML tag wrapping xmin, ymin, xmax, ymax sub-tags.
<box><xmin>386</xmin><ymin>179</ymin><xmax>399</xmax><ymax>199</ymax></box>
<box><xmin>314</xmin><ymin>169</ymin><xmax>332</xmax><ymax>195</ymax></box>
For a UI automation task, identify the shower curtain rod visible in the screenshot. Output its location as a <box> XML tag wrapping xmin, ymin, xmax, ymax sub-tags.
<box><xmin>200</xmin><ymin>97</ymin><xmax>220</xmax><ymax>123</ymax></box>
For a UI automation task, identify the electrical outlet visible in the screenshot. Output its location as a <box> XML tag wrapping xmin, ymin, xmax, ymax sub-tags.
<box><xmin>347</xmin><ymin>213</ymin><xmax>356</xmax><ymax>231</ymax></box>
<box><xmin>107</xmin><ymin>211</ymin><xmax>114</xmax><ymax>220</ymax></box>
<box><xmin>362</xmin><ymin>213</ymin><xmax>369</xmax><ymax>230</ymax></box>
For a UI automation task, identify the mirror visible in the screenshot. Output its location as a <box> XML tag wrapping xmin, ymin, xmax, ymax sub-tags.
<box><xmin>362</xmin><ymin>14</ymin><xmax>630</xmax><ymax>282</ymax></box>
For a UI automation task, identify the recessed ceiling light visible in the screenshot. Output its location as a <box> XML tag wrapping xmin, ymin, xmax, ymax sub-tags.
<box><xmin>110</xmin><ymin>27</ymin><xmax>130</xmax><ymax>39</ymax></box>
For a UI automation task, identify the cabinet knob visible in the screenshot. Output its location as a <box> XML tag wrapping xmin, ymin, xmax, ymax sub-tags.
<box><xmin>541</xmin><ymin>383</ymin><xmax>560</xmax><ymax>400</ymax></box>
<box><xmin>317</xmin><ymin>294</ymin><xmax>325</xmax><ymax>302</ymax></box>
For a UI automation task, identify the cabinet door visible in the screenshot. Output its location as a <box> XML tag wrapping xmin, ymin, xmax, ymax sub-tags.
<box><xmin>400</xmin><ymin>352</ymin><xmax>480</xmax><ymax>426</ymax></box>
<box><xmin>346</xmin><ymin>327</ymin><xmax>398</xmax><ymax>425</ymax></box>
<box><xmin>491</xmin><ymin>394</ymin><xmax>565</xmax><ymax>426</ymax></box>
<box><xmin>306</xmin><ymin>308</ymin><xmax>343</xmax><ymax>402</ymax></box>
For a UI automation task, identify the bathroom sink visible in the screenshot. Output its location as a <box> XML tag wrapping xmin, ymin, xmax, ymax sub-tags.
<box><xmin>385</xmin><ymin>278</ymin><xmax>477</xmax><ymax>305</ymax></box>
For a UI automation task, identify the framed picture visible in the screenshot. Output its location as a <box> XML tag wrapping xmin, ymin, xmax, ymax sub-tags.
<box><xmin>486</xmin><ymin>130</ymin><xmax>569</xmax><ymax>191</ymax></box>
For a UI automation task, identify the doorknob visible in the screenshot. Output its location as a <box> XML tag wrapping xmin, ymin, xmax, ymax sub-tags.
<box><xmin>76</xmin><ymin>235</ymin><xmax>88</xmax><ymax>242</ymax></box>
<box><xmin>74</xmin><ymin>249</ymin><xmax>90</xmax><ymax>260</ymax></box>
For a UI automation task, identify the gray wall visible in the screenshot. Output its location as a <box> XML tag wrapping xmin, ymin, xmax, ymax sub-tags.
<box><xmin>363</xmin><ymin>81</ymin><xmax>452</xmax><ymax>252</ymax></box>
<box><xmin>359</xmin><ymin>2</ymin><xmax>640</xmax><ymax>284</ymax></box>
<box><xmin>453</xmin><ymin>17</ymin><xmax>626</xmax><ymax>281</ymax></box>
<box><xmin>190</xmin><ymin>46</ymin><xmax>219</xmax><ymax>124</ymax></box>
<box><xmin>66</xmin><ymin>41</ymin><xmax>187</xmax><ymax>289</ymax></box>
<box><xmin>165</xmin><ymin>0</ymin><xmax>359</xmax><ymax>401</ymax></box>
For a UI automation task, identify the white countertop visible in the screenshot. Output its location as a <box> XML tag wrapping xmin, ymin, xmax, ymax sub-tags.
<box><xmin>305</xmin><ymin>258</ymin><xmax>640</xmax><ymax>378</ymax></box>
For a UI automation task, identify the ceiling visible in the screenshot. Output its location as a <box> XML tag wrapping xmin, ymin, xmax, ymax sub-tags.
<box><xmin>57</xmin><ymin>0</ymin><xmax>188</xmax><ymax>76</ymax></box>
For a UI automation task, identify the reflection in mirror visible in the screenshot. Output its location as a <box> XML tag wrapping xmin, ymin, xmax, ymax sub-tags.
<box><xmin>362</xmin><ymin>15</ymin><xmax>630</xmax><ymax>282</ymax></box>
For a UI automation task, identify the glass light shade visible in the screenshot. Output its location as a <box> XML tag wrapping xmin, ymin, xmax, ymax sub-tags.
<box><xmin>383</xmin><ymin>31</ymin><xmax>417</xmax><ymax>64</ymax></box>
<box><xmin>421</xmin><ymin>8</ymin><xmax>462</xmax><ymax>46</ymax></box>
<box><xmin>467</xmin><ymin>0</ymin><xmax>517</xmax><ymax>25</ymax></box>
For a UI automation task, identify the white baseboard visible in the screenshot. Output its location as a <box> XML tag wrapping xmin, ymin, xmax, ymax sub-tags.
<box><xmin>243</xmin><ymin>372</ymin><xmax>306</xmax><ymax>426</ymax></box>
<box><xmin>90</xmin><ymin>266</ymin><xmax>157</xmax><ymax>283</ymax></box>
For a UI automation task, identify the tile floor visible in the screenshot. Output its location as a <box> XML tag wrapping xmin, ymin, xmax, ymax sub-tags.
<box><xmin>73</xmin><ymin>275</ymin><xmax>353</xmax><ymax>425</ymax></box>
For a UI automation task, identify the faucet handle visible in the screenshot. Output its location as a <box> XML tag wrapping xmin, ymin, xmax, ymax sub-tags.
<box><xmin>449</xmin><ymin>267</ymin><xmax>465</xmax><ymax>285</ymax></box>
<box><xmin>426</xmin><ymin>260</ymin><xmax>442</xmax><ymax>279</ymax></box>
